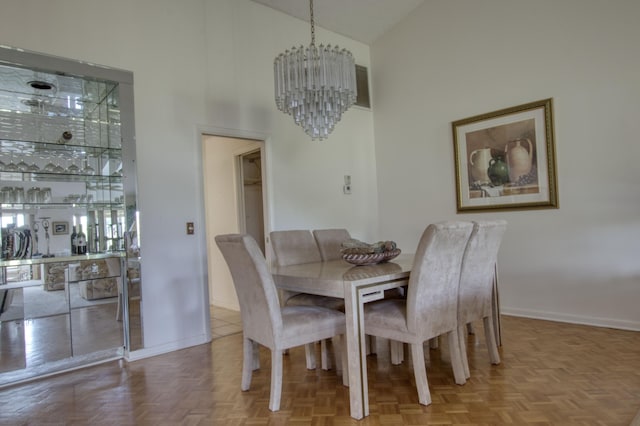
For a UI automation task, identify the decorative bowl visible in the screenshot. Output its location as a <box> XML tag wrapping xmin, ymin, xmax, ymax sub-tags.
<box><xmin>342</xmin><ymin>248</ymin><xmax>401</xmax><ymax>266</ymax></box>
<box><xmin>382</xmin><ymin>248</ymin><xmax>401</xmax><ymax>262</ymax></box>
<box><xmin>342</xmin><ymin>252</ymin><xmax>386</xmax><ymax>266</ymax></box>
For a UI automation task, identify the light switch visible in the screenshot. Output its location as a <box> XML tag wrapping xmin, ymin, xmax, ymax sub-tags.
<box><xmin>186</xmin><ymin>222</ymin><xmax>194</xmax><ymax>235</ymax></box>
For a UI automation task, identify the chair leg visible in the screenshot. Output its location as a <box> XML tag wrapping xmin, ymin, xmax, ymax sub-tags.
<box><xmin>466</xmin><ymin>322</ymin><xmax>475</xmax><ymax>335</ymax></box>
<box><xmin>305</xmin><ymin>343</ymin><xmax>317</xmax><ymax>369</ymax></box>
<box><xmin>458</xmin><ymin>325</ymin><xmax>470</xmax><ymax>379</ymax></box>
<box><xmin>365</xmin><ymin>335</ymin><xmax>376</xmax><ymax>355</ymax></box>
<box><xmin>241</xmin><ymin>338</ymin><xmax>254</xmax><ymax>391</ymax></box>
<box><xmin>410</xmin><ymin>343</ymin><xmax>431</xmax><ymax>405</ymax></box>
<box><xmin>252</xmin><ymin>340</ymin><xmax>260</xmax><ymax>370</ymax></box>
<box><xmin>483</xmin><ymin>316</ymin><xmax>501</xmax><ymax>365</ymax></box>
<box><xmin>390</xmin><ymin>340</ymin><xmax>404</xmax><ymax>365</ymax></box>
<box><xmin>321</xmin><ymin>339</ymin><xmax>331</xmax><ymax>370</ymax></box>
<box><xmin>447</xmin><ymin>330</ymin><xmax>466</xmax><ymax>385</ymax></box>
<box><xmin>333</xmin><ymin>337</ymin><xmax>342</xmax><ymax>374</ymax></box>
<box><xmin>269</xmin><ymin>349</ymin><xmax>283</xmax><ymax>411</ymax></box>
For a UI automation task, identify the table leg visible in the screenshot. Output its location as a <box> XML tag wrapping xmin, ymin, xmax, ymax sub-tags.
<box><xmin>343</xmin><ymin>281</ymin><xmax>368</xmax><ymax>419</ymax></box>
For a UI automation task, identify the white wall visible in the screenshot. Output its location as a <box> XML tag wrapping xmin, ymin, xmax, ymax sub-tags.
<box><xmin>371</xmin><ymin>0</ymin><xmax>640</xmax><ymax>330</ymax></box>
<box><xmin>0</xmin><ymin>0</ymin><xmax>378</xmax><ymax>357</ymax></box>
<box><xmin>203</xmin><ymin>0</ymin><xmax>378</xmax><ymax>240</ymax></box>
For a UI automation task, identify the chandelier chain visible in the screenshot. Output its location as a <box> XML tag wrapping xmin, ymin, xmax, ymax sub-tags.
<box><xmin>310</xmin><ymin>0</ymin><xmax>315</xmax><ymax>46</ymax></box>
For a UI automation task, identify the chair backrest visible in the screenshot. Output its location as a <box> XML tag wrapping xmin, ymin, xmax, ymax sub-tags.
<box><xmin>215</xmin><ymin>234</ymin><xmax>282</xmax><ymax>347</ymax></box>
<box><xmin>270</xmin><ymin>230</ymin><xmax>321</xmax><ymax>267</ymax></box>
<box><xmin>312</xmin><ymin>228</ymin><xmax>351</xmax><ymax>261</ymax></box>
<box><xmin>458</xmin><ymin>220</ymin><xmax>507</xmax><ymax>324</ymax></box>
<box><xmin>406</xmin><ymin>221</ymin><xmax>473</xmax><ymax>336</ymax></box>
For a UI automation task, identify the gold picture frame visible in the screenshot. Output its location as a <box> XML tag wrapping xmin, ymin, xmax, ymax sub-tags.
<box><xmin>52</xmin><ymin>221</ymin><xmax>69</xmax><ymax>235</ymax></box>
<box><xmin>452</xmin><ymin>98</ymin><xmax>558</xmax><ymax>212</ymax></box>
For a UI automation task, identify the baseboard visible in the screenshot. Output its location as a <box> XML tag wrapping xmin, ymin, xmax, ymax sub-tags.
<box><xmin>210</xmin><ymin>298</ymin><xmax>240</xmax><ymax>311</ymax></box>
<box><xmin>501</xmin><ymin>307</ymin><xmax>640</xmax><ymax>332</ymax></box>
<box><xmin>125</xmin><ymin>333</ymin><xmax>211</xmax><ymax>362</ymax></box>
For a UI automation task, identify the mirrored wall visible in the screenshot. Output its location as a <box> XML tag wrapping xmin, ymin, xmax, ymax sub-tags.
<box><xmin>0</xmin><ymin>46</ymin><xmax>141</xmax><ymax>386</ymax></box>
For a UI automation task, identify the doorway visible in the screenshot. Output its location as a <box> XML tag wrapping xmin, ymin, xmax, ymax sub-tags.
<box><xmin>238</xmin><ymin>150</ymin><xmax>265</xmax><ymax>253</ymax></box>
<box><xmin>201</xmin><ymin>134</ymin><xmax>267</xmax><ymax>311</ymax></box>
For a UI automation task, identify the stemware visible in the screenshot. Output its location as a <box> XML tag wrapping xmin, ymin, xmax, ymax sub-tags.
<box><xmin>16</xmin><ymin>157</ymin><xmax>30</xmax><ymax>172</ymax></box>
<box><xmin>53</xmin><ymin>154</ymin><xmax>65</xmax><ymax>173</ymax></box>
<box><xmin>81</xmin><ymin>158</ymin><xmax>95</xmax><ymax>175</ymax></box>
<box><xmin>4</xmin><ymin>152</ymin><xmax>19</xmax><ymax>172</ymax></box>
<box><xmin>27</xmin><ymin>162</ymin><xmax>40</xmax><ymax>172</ymax></box>
<box><xmin>66</xmin><ymin>156</ymin><xmax>80</xmax><ymax>174</ymax></box>
<box><xmin>43</xmin><ymin>159</ymin><xmax>57</xmax><ymax>173</ymax></box>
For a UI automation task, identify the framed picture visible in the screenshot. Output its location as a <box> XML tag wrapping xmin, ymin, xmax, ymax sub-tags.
<box><xmin>452</xmin><ymin>98</ymin><xmax>558</xmax><ymax>212</ymax></box>
<box><xmin>52</xmin><ymin>221</ymin><xmax>69</xmax><ymax>235</ymax></box>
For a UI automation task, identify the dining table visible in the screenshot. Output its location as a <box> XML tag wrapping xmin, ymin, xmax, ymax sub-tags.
<box><xmin>272</xmin><ymin>252</ymin><xmax>503</xmax><ymax>420</ymax></box>
<box><xmin>272</xmin><ymin>253</ymin><xmax>413</xmax><ymax>420</ymax></box>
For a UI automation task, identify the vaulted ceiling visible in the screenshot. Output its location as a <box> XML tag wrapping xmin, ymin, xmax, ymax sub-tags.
<box><xmin>250</xmin><ymin>0</ymin><xmax>425</xmax><ymax>45</ymax></box>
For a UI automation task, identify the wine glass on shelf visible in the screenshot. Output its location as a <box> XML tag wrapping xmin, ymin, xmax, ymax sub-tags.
<box><xmin>13</xmin><ymin>145</ymin><xmax>29</xmax><ymax>172</ymax></box>
<box><xmin>27</xmin><ymin>159</ymin><xmax>40</xmax><ymax>172</ymax></box>
<box><xmin>4</xmin><ymin>150</ymin><xmax>19</xmax><ymax>172</ymax></box>
<box><xmin>43</xmin><ymin>154</ymin><xmax>57</xmax><ymax>173</ymax></box>
<box><xmin>16</xmin><ymin>151</ymin><xmax>30</xmax><ymax>172</ymax></box>
<box><xmin>53</xmin><ymin>153</ymin><xmax>65</xmax><ymax>174</ymax></box>
<box><xmin>81</xmin><ymin>157</ymin><xmax>95</xmax><ymax>175</ymax></box>
<box><xmin>66</xmin><ymin>154</ymin><xmax>80</xmax><ymax>174</ymax></box>
<box><xmin>17</xmin><ymin>160</ymin><xmax>30</xmax><ymax>172</ymax></box>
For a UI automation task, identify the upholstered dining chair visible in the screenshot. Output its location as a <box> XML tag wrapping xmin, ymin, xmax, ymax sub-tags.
<box><xmin>363</xmin><ymin>221</ymin><xmax>473</xmax><ymax>405</ymax></box>
<box><xmin>215</xmin><ymin>234</ymin><xmax>346</xmax><ymax>411</ymax></box>
<box><xmin>457</xmin><ymin>219</ymin><xmax>507</xmax><ymax>378</ymax></box>
<box><xmin>270</xmin><ymin>230</ymin><xmax>345</xmax><ymax>371</ymax></box>
<box><xmin>312</xmin><ymin>228</ymin><xmax>351</xmax><ymax>261</ymax></box>
<box><xmin>313</xmin><ymin>227</ymin><xmax>403</xmax><ymax>359</ymax></box>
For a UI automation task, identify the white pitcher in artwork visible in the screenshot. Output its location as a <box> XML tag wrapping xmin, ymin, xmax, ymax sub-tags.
<box><xmin>469</xmin><ymin>147</ymin><xmax>493</xmax><ymax>184</ymax></box>
<box><xmin>505</xmin><ymin>138</ymin><xmax>533</xmax><ymax>183</ymax></box>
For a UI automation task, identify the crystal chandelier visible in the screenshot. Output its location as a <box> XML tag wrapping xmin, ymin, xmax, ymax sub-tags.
<box><xmin>274</xmin><ymin>0</ymin><xmax>357</xmax><ymax>141</ymax></box>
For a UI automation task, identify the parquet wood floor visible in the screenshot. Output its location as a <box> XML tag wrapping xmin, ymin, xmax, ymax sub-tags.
<box><xmin>0</xmin><ymin>315</ymin><xmax>638</xmax><ymax>425</ymax></box>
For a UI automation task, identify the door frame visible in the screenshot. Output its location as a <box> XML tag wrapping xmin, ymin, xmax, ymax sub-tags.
<box><xmin>195</xmin><ymin>125</ymin><xmax>272</xmax><ymax>313</ymax></box>
<box><xmin>235</xmin><ymin>147</ymin><xmax>266</xmax><ymax>253</ymax></box>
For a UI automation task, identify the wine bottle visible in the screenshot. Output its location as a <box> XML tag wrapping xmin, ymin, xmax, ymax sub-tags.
<box><xmin>87</xmin><ymin>225</ymin><xmax>93</xmax><ymax>254</ymax></box>
<box><xmin>77</xmin><ymin>224</ymin><xmax>87</xmax><ymax>255</ymax></box>
<box><xmin>92</xmin><ymin>225</ymin><xmax>99</xmax><ymax>253</ymax></box>
<box><xmin>70</xmin><ymin>225</ymin><xmax>78</xmax><ymax>255</ymax></box>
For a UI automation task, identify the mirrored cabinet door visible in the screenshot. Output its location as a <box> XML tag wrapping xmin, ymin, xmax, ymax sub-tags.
<box><xmin>0</xmin><ymin>46</ymin><xmax>141</xmax><ymax>387</ymax></box>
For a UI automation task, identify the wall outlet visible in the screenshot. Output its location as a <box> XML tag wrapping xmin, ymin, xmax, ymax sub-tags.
<box><xmin>343</xmin><ymin>184</ymin><xmax>352</xmax><ymax>194</ymax></box>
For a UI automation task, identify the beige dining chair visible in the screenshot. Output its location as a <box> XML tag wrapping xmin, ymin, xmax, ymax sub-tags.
<box><xmin>312</xmin><ymin>228</ymin><xmax>351</xmax><ymax>261</ymax></box>
<box><xmin>270</xmin><ymin>230</ymin><xmax>345</xmax><ymax>371</ymax></box>
<box><xmin>457</xmin><ymin>219</ymin><xmax>507</xmax><ymax>378</ymax></box>
<box><xmin>215</xmin><ymin>234</ymin><xmax>346</xmax><ymax>411</ymax></box>
<box><xmin>363</xmin><ymin>221</ymin><xmax>473</xmax><ymax>405</ymax></box>
<box><xmin>313</xmin><ymin>227</ymin><xmax>403</xmax><ymax>358</ymax></box>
